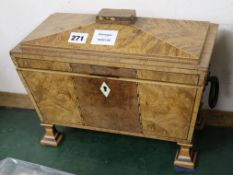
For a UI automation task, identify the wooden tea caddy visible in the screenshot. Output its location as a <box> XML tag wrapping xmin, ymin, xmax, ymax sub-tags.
<box><xmin>10</xmin><ymin>9</ymin><xmax>218</xmax><ymax>171</ymax></box>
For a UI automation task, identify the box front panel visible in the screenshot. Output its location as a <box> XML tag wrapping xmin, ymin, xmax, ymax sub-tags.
<box><xmin>19</xmin><ymin>66</ymin><xmax>197</xmax><ymax>141</ymax></box>
<box><xmin>21</xmin><ymin>71</ymin><xmax>82</xmax><ymax>125</ymax></box>
<box><xmin>138</xmin><ymin>83</ymin><xmax>196</xmax><ymax>139</ymax></box>
<box><xmin>73</xmin><ymin>76</ymin><xmax>142</xmax><ymax>133</ymax></box>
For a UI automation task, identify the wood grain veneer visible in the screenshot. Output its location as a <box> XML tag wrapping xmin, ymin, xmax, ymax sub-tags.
<box><xmin>10</xmin><ymin>10</ymin><xmax>218</xmax><ymax>170</ymax></box>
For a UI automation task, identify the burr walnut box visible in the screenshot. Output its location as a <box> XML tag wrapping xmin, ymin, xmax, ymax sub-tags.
<box><xmin>10</xmin><ymin>9</ymin><xmax>218</xmax><ymax>171</ymax></box>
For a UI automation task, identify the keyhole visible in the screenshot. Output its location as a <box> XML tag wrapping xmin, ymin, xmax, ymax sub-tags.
<box><xmin>100</xmin><ymin>82</ymin><xmax>111</xmax><ymax>98</ymax></box>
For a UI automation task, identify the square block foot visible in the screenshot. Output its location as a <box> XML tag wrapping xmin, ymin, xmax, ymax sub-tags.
<box><xmin>174</xmin><ymin>144</ymin><xmax>197</xmax><ymax>170</ymax></box>
<box><xmin>40</xmin><ymin>132</ymin><xmax>63</xmax><ymax>147</ymax></box>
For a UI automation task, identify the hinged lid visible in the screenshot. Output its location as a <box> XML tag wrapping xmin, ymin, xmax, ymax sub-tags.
<box><xmin>17</xmin><ymin>10</ymin><xmax>218</xmax><ymax>70</ymax></box>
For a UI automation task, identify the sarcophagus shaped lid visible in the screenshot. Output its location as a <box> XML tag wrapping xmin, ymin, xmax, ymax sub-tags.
<box><xmin>13</xmin><ymin>9</ymin><xmax>218</xmax><ymax>70</ymax></box>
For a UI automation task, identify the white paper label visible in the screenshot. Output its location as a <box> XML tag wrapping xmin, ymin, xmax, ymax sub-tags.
<box><xmin>91</xmin><ymin>30</ymin><xmax>118</xmax><ymax>46</ymax></box>
<box><xmin>68</xmin><ymin>32</ymin><xmax>88</xmax><ymax>44</ymax></box>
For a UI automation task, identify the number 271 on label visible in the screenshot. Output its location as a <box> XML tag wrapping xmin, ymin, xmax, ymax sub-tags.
<box><xmin>68</xmin><ymin>32</ymin><xmax>88</xmax><ymax>44</ymax></box>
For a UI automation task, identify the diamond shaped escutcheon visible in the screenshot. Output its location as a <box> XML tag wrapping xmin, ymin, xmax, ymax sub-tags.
<box><xmin>100</xmin><ymin>82</ymin><xmax>111</xmax><ymax>97</ymax></box>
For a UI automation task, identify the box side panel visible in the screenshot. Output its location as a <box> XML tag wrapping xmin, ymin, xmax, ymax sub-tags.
<box><xmin>138</xmin><ymin>83</ymin><xmax>196</xmax><ymax>139</ymax></box>
<box><xmin>21</xmin><ymin>70</ymin><xmax>83</xmax><ymax>125</ymax></box>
